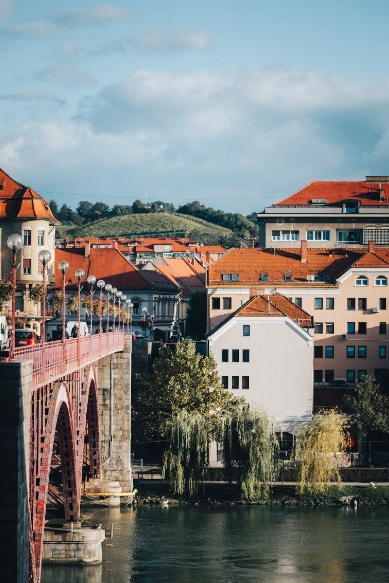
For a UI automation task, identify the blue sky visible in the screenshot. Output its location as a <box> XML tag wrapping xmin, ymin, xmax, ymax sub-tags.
<box><xmin>2</xmin><ymin>0</ymin><xmax>389</xmax><ymax>214</ymax></box>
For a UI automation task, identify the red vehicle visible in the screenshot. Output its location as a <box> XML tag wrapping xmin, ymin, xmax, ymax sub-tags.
<box><xmin>15</xmin><ymin>329</ymin><xmax>40</xmax><ymax>347</ymax></box>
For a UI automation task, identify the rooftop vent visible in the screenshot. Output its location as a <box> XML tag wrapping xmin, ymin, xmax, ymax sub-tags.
<box><xmin>310</xmin><ymin>199</ymin><xmax>327</xmax><ymax>205</ymax></box>
<box><xmin>260</xmin><ymin>274</ymin><xmax>268</xmax><ymax>282</ymax></box>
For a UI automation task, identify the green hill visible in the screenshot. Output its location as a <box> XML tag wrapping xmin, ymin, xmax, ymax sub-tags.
<box><xmin>55</xmin><ymin>212</ymin><xmax>232</xmax><ymax>239</ymax></box>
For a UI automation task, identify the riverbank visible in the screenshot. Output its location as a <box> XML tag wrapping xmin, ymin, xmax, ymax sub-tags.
<box><xmin>134</xmin><ymin>480</ymin><xmax>389</xmax><ymax>507</ymax></box>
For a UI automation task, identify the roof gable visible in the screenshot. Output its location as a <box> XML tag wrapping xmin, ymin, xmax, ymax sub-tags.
<box><xmin>274</xmin><ymin>180</ymin><xmax>389</xmax><ymax>207</ymax></box>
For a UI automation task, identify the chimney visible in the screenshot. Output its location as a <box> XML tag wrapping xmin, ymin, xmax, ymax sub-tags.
<box><xmin>301</xmin><ymin>240</ymin><xmax>308</xmax><ymax>263</ymax></box>
<box><xmin>368</xmin><ymin>240</ymin><xmax>375</xmax><ymax>252</ymax></box>
<box><xmin>113</xmin><ymin>240</ymin><xmax>118</xmax><ymax>249</ymax></box>
<box><xmin>380</xmin><ymin>188</ymin><xmax>385</xmax><ymax>201</ymax></box>
<box><xmin>205</xmin><ymin>251</ymin><xmax>211</xmax><ymax>264</ymax></box>
<box><xmin>85</xmin><ymin>240</ymin><xmax>91</xmax><ymax>257</ymax></box>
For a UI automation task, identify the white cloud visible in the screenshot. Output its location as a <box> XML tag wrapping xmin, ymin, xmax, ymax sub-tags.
<box><xmin>0</xmin><ymin>0</ymin><xmax>15</xmax><ymax>19</ymax></box>
<box><xmin>36</xmin><ymin>64</ymin><xmax>97</xmax><ymax>87</ymax></box>
<box><xmin>131</xmin><ymin>30</ymin><xmax>213</xmax><ymax>54</ymax></box>
<box><xmin>1</xmin><ymin>21</ymin><xmax>65</xmax><ymax>38</ymax></box>
<box><xmin>0</xmin><ymin>91</ymin><xmax>65</xmax><ymax>104</ymax></box>
<box><xmin>56</xmin><ymin>5</ymin><xmax>132</xmax><ymax>27</ymax></box>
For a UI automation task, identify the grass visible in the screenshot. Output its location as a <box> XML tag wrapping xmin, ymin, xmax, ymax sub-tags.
<box><xmin>56</xmin><ymin>212</ymin><xmax>232</xmax><ymax>239</ymax></box>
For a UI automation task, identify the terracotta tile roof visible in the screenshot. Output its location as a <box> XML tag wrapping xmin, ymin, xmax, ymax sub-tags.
<box><xmin>66</xmin><ymin>237</ymin><xmax>226</xmax><ymax>256</ymax></box>
<box><xmin>208</xmin><ymin>248</ymin><xmax>365</xmax><ymax>286</ymax></box>
<box><xmin>0</xmin><ymin>167</ymin><xmax>58</xmax><ymax>222</ymax></box>
<box><xmin>160</xmin><ymin>257</ymin><xmax>205</xmax><ymax>290</ymax></box>
<box><xmin>350</xmin><ymin>250</ymin><xmax>389</xmax><ymax>269</ymax></box>
<box><xmin>208</xmin><ymin>293</ymin><xmax>313</xmax><ymax>336</ymax></box>
<box><xmin>274</xmin><ymin>181</ymin><xmax>389</xmax><ymax>207</ymax></box>
<box><xmin>54</xmin><ymin>247</ymin><xmax>178</xmax><ymax>292</ymax></box>
<box><xmin>154</xmin><ymin>265</ymin><xmax>192</xmax><ymax>297</ymax></box>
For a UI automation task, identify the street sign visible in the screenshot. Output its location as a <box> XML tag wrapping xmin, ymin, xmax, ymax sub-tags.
<box><xmin>135</xmin><ymin>331</ymin><xmax>139</xmax><ymax>336</ymax></box>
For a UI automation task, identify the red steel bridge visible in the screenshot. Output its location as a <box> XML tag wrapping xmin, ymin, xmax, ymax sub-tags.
<box><xmin>13</xmin><ymin>332</ymin><xmax>125</xmax><ymax>582</ymax></box>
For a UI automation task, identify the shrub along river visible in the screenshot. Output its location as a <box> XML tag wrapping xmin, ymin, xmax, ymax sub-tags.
<box><xmin>41</xmin><ymin>504</ymin><xmax>389</xmax><ymax>583</ymax></box>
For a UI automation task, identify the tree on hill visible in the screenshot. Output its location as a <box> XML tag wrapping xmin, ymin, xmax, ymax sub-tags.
<box><xmin>178</xmin><ymin>201</ymin><xmax>259</xmax><ymax>238</ymax></box>
<box><xmin>186</xmin><ymin>291</ymin><xmax>207</xmax><ymax>340</ymax></box>
<box><xmin>76</xmin><ymin>201</ymin><xmax>93</xmax><ymax>221</ymax></box>
<box><xmin>57</xmin><ymin>204</ymin><xmax>83</xmax><ymax>226</ymax></box>
<box><xmin>132</xmin><ymin>340</ymin><xmax>244</xmax><ymax>439</ymax></box>
<box><xmin>49</xmin><ymin>199</ymin><xmax>59</xmax><ymax>219</ymax></box>
<box><xmin>90</xmin><ymin>202</ymin><xmax>110</xmax><ymax>220</ymax></box>
<box><xmin>111</xmin><ymin>204</ymin><xmax>133</xmax><ymax>216</ymax></box>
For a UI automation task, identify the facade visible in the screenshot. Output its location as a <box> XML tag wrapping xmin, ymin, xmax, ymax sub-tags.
<box><xmin>257</xmin><ymin>176</ymin><xmax>389</xmax><ymax>248</ymax></box>
<box><xmin>0</xmin><ymin>167</ymin><xmax>58</xmax><ymax>333</ymax></box>
<box><xmin>208</xmin><ymin>294</ymin><xmax>314</xmax><ymax>436</ymax></box>
<box><xmin>207</xmin><ymin>242</ymin><xmax>389</xmax><ymax>387</ymax></box>
<box><xmin>52</xmin><ymin>246</ymin><xmax>182</xmax><ymax>340</ymax></box>
<box><xmin>56</xmin><ymin>237</ymin><xmax>226</xmax><ymax>265</ymax></box>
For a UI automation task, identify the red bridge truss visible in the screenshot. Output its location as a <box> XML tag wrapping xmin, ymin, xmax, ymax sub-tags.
<box><xmin>13</xmin><ymin>332</ymin><xmax>125</xmax><ymax>582</ymax></box>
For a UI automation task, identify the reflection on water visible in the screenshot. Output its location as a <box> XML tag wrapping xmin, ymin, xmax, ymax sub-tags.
<box><xmin>41</xmin><ymin>505</ymin><xmax>389</xmax><ymax>583</ymax></box>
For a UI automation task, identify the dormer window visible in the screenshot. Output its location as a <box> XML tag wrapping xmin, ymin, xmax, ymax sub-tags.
<box><xmin>260</xmin><ymin>274</ymin><xmax>268</xmax><ymax>282</ymax></box>
<box><xmin>284</xmin><ymin>274</ymin><xmax>292</xmax><ymax>281</ymax></box>
<box><xmin>344</xmin><ymin>202</ymin><xmax>357</xmax><ymax>213</ymax></box>
<box><xmin>222</xmin><ymin>274</ymin><xmax>239</xmax><ymax>281</ymax></box>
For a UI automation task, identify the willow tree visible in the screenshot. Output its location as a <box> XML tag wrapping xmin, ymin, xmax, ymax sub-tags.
<box><xmin>162</xmin><ymin>411</ymin><xmax>210</xmax><ymax>497</ymax></box>
<box><xmin>217</xmin><ymin>406</ymin><xmax>280</xmax><ymax>500</ymax></box>
<box><xmin>294</xmin><ymin>409</ymin><xmax>349</xmax><ymax>495</ymax></box>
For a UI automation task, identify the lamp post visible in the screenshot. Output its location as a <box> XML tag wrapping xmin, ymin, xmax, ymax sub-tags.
<box><xmin>121</xmin><ymin>294</ymin><xmax>127</xmax><ymax>333</ymax></box>
<box><xmin>75</xmin><ymin>269</ymin><xmax>85</xmax><ymax>356</ymax></box>
<box><xmin>58</xmin><ymin>261</ymin><xmax>69</xmax><ymax>345</ymax></box>
<box><xmin>117</xmin><ymin>291</ymin><xmax>122</xmax><ymax>333</ymax></box>
<box><xmin>6</xmin><ymin>234</ymin><xmax>22</xmax><ymax>356</ymax></box>
<box><xmin>111</xmin><ymin>288</ymin><xmax>117</xmax><ymax>334</ymax></box>
<box><xmin>105</xmin><ymin>284</ymin><xmax>112</xmax><ymax>333</ymax></box>
<box><xmin>142</xmin><ymin>306</ymin><xmax>148</xmax><ymax>338</ymax></box>
<box><xmin>87</xmin><ymin>275</ymin><xmax>96</xmax><ymax>336</ymax></box>
<box><xmin>128</xmin><ymin>301</ymin><xmax>133</xmax><ymax>338</ymax></box>
<box><xmin>97</xmin><ymin>280</ymin><xmax>105</xmax><ymax>335</ymax></box>
<box><xmin>38</xmin><ymin>249</ymin><xmax>52</xmax><ymax>345</ymax></box>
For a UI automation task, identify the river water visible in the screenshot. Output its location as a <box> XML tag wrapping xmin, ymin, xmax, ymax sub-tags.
<box><xmin>41</xmin><ymin>504</ymin><xmax>389</xmax><ymax>583</ymax></box>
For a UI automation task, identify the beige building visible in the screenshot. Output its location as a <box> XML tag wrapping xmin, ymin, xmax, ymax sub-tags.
<box><xmin>257</xmin><ymin>176</ymin><xmax>389</xmax><ymax>248</ymax></box>
<box><xmin>207</xmin><ymin>242</ymin><xmax>389</xmax><ymax>387</ymax></box>
<box><xmin>0</xmin><ymin>168</ymin><xmax>58</xmax><ymax>332</ymax></box>
<box><xmin>207</xmin><ymin>294</ymin><xmax>314</xmax><ymax>438</ymax></box>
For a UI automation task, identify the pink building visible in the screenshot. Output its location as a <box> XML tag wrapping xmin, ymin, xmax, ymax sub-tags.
<box><xmin>207</xmin><ymin>241</ymin><xmax>389</xmax><ymax>387</ymax></box>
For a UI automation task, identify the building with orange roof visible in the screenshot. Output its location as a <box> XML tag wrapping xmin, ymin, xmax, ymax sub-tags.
<box><xmin>48</xmin><ymin>246</ymin><xmax>182</xmax><ymax>341</ymax></box>
<box><xmin>257</xmin><ymin>176</ymin><xmax>389</xmax><ymax>249</ymax></box>
<box><xmin>207</xmin><ymin>294</ymin><xmax>314</xmax><ymax>449</ymax></box>
<box><xmin>207</xmin><ymin>241</ymin><xmax>389</xmax><ymax>389</ymax></box>
<box><xmin>0</xmin><ymin>168</ymin><xmax>58</xmax><ymax>333</ymax></box>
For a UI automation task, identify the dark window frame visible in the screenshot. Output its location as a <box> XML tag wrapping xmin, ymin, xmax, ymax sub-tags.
<box><xmin>222</xmin><ymin>349</ymin><xmax>229</xmax><ymax>362</ymax></box>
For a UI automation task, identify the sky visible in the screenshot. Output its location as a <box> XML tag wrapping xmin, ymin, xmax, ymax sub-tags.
<box><xmin>2</xmin><ymin>0</ymin><xmax>389</xmax><ymax>215</ymax></box>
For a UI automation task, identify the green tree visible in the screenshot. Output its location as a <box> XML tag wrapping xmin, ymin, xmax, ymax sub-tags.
<box><xmin>49</xmin><ymin>199</ymin><xmax>59</xmax><ymax>219</ymax></box>
<box><xmin>111</xmin><ymin>204</ymin><xmax>133</xmax><ymax>216</ymax></box>
<box><xmin>91</xmin><ymin>202</ymin><xmax>110</xmax><ymax>220</ymax></box>
<box><xmin>343</xmin><ymin>375</ymin><xmax>389</xmax><ymax>459</ymax></box>
<box><xmin>132</xmin><ymin>339</ymin><xmax>244</xmax><ymax>438</ymax></box>
<box><xmin>76</xmin><ymin>201</ymin><xmax>93</xmax><ymax>221</ymax></box>
<box><xmin>57</xmin><ymin>204</ymin><xmax>83</xmax><ymax>226</ymax></box>
<box><xmin>186</xmin><ymin>291</ymin><xmax>207</xmax><ymax>340</ymax></box>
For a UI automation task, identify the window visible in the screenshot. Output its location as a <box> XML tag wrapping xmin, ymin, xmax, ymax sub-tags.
<box><xmin>379</xmin><ymin>346</ymin><xmax>386</xmax><ymax>358</ymax></box>
<box><xmin>358</xmin><ymin>370</ymin><xmax>367</xmax><ymax>381</ymax></box>
<box><xmin>37</xmin><ymin>230</ymin><xmax>44</xmax><ymax>246</ymax></box>
<box><xmin>380</xmin><ymin>298</ymin><xmax>387</xmax><ymax>310</ymax></box>
<box><xmin>315</xmin><ymin>323</ymin><xmax>323</xmax><ymax>334</ymax></box>
<box><xmin>347</xmin><ymin>298</ymin><xmax>356</xmax><ymax>310</ymax></box>
<box><xmin>375</xmin><ymin>276</ymin><xmax>388</xmax><ymax>287</ymax></box>
<box><xmin>347</xmin><ymin>322</ymin><xmax>355</xmax><ymax>334</ymax></box>
<box><xmin>223</xmin><ymin>297</ymin><xmax>231</xmax><ymax>310</ymax></box>
<box><xmin>355</xmin><ymin>276</ymin><xmax>368</xmax><ymax>286</ymax></box>
<box><xmin>15</xmin><ymin>291</ymin><xmax>23</xmax><ymax>311</ymax></box>
<box><xmin>314</xmin><ymin>370</ymin><xmax>322</xmax><ymax>382</ymax></box>
<box><xmin>212</xmin><ymin>297</ymin><xmax>220</xmax><ymax>310</ymax></box>
<box><xmin>243</xmin><ymin>349</ymin><xmax>250</xmax><ymax>362</ymax></box>
<box><xmin>347</xmin><ymin>370</ymin><xmax>355</xmax><ymax>382</ymax></box>
<box><xmin>314</xmin><ymin>346</ymin><xmax>323</xmax><ymax>358</ymax></box>
<box><xmin>22</xmin><ymin>259</ymin><xmax>31</xmax><ymax>275</ymax></box>
<box><xmin>133</xmin><ymin>302</ymin><xmax>139</xmax><ymax>315</ymax></box>
<box><xmin>222</xmin><ymin>274</ymin><xmax>239</xmax><ymax>281</ymax></box>
<box><xmin>326</xmin><ymin>323</ymin><xmax>334</xmax><ymax>334</ymax></box>
<box><xmin>315</xmin><ymin>298</ymin><xmax>323</xmax><ymax>310</ymax></box>
<box><xmin>358</xmin><ymin>346</ymin><xmax>367</xmax><ymax>358</ymax></box>
<box><xmin>325</xmin><ymin>346</ymin><xmax>334</xmax><ymax>358</ymax></box>
<box><xmin>243</xmin><ymin>325</ymin><xmax>250</xmax><ymax>336</ymax></box>
<box><xmin>271</xmin><ymin>230</ymin><xmax>299</xmax><ymax>241</ymax></box>
<box><xmin>345</xmin><ymin>202</ymin><xmax>357</xmax><ymax>213</ymax></box>
<box><xmin>380</xmin><ymin>322</ymin><xmax>387</xmax><ymax>334</ymax></box>
<box><xmin>358</xmin><ymin>298</ymin><xmax>367</xmax><ymax>310</ymax></box>
<box><xmin>338</xmin><ymin>230</ymin><xmax>362</xmax><ymax>243</ymax></box>
<box><xmin>295</xmin><ymin>298</ymin><xmax>302</xmax><ymax>308</ymax></box>
<box><xmin>23</xmin><ymin>229</ymin><xmax>31</xmax><ymax>246</ymax></box>
<box><xmin>242</xmin><ymin>376</ymin><xmax>249</xmax><ymax>389</ymax></box>
<box><xmin>232</xmin><ymin>350</ymin><xmax>239</xmax><ymax>363</ymax></box>
<box><xmin>307</xmin><ymin>230</ymin><xmax>330</xmax><ymax>241</ymax></box>
<box><xmin>260</xmin><ymin>274</ymin><xmax>268</xmax><ymax>282</ymax></box>
<box><xmin>222</xmin><ymin>376</ymin><xmax>228</xmax><ymax>389</ymax></box>
<box><xmin>325</xmin><ymin>370</ymin><xmax>334</xmax><ymax>382</ymax></box>
<box><xmin>326</xmin><ymin>298</ymin><xmax>334</xmax><ymax>310</ymax></box>
<box><xmin>222</xmin><ymin>350</ymin><xmax>229</xmax><ymax>362</ymax></box>
<box><xmin>347</xmin><ymin>346</ymin><xmax>355</xmax><ymax>358</ymax></box>
<box><xmin>358</xmin><ymin>322</ymin><xmax>367</xmax><ymax>334</ymax></box>
<box><xmin>232</xmin><ymin>376</ymin><xmax>239</xmax><ymax>389</ymax></box>
<box><xmin>284</xmin><ymin>274</ymin><xmax>292</xmax><ymax>281</ymax></box>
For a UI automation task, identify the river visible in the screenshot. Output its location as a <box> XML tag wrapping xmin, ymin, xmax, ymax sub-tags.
<box><xmin>41</xmin><ymin>504</ymin><xmax>389</xmax><ymax>583</ymax></box>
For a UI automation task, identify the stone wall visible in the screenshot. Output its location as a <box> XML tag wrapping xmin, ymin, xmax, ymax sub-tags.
<box><xmin>131</xmin><ymin>340</ymin><xmax>152</xmax><ymax>378</ymax></box>
<box><xmin>97</xmin><ymin>336</ymin><xmax>132</xmax><ymax>492</ymax></box>
<box><xmin>0</xmin><ymin>359</ymin><xmax>32</xmax><ymax>583</ymax></box>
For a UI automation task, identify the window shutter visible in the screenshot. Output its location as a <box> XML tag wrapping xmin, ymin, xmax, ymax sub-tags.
<box><xmin>23</xmin><ymin>259</ymin><xmax>31</xmax><ymax>269</ymax></box>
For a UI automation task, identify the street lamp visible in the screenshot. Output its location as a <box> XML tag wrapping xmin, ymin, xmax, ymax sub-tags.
<box><xmin>97</xmin><ymin>280</ymin><xmax>105</xmax><ymax>336</ymax></box>
<box><xmin>128</xmin><ymin>301</ymin><xmax>133</xmax><ymax>338</ymax></box>
<box><xmin>87</xmin><ymin>275</ymin><xmax>96</xmax><ymax>337</ymax></box>
<box><xmin>6</xmin><ymin>234</ymin><xmax>22</xmax><ymax>355</ymax></box>
<box><xmin>58</xmin><ymin>260</ymin><xmax>69</xmax><ymax>345</ymax></box>
<box><xmin>116</xmin><ymin>291</ymin><xmax>122</xmax><ymax>333</ymax></box>
<box><xmin>75</xmin><ymin>269</ymin><xmax>85</xmax><ymax>353</ymax></box>
<box><xmin>121</xmin><ymin>294</ymin><xmax>127</xmax><ymax>333</ymax></box>
<box><xmin>105</xmin><ymin>284</ymin><xmax>112</xmax><ymax>332</ymax></box>
<box><xmin>111</xmin><ymin>288</ymin><xmax>117</xmax><ymax>333</ymax></box>
<box><xmin>38</xmin><ymin>249</ymin><xmax>51</xmax><ymax>345</ymax></box>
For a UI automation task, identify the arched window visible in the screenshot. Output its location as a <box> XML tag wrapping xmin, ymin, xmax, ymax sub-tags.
<box><xmin>375</xmin><ymin>275</ymin><xmax>388</xmax><ymax>287</ymax></box>
<box><xmin>355</xmin><ymin>276</ymin><xmax>368</xmax><ymax>286</ymax></box>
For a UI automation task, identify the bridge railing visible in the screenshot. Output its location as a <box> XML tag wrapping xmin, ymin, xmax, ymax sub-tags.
<box><xmin>13</xmin><ymin>332</ymin><xmax>125</xmax><ymax>390</ymax></box>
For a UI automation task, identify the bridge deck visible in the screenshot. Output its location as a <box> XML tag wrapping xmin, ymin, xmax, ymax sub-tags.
<box><xmin>14</xmin><ymin>332</ymin><xmax>125</xmax><ymax>390</ymax></box>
